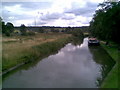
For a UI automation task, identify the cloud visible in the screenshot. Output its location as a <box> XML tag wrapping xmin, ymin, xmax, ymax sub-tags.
<box><xmin>61</xmin><ymin>14</ymin><xmax>75</xmax><ymax>20</ymax></box>
<box><xmin>2</xmin><ymin>2</ymin><xmax>52</xmax><ymax>18</ymax></box>
<box><xmin>1</xmin><ymin>0</ymin><xmax>104</xmax><ymax>26</ymax></box>
<box><xmin>20</xmin><ymin>2</ymin><xmax>52</xmax><ymax>10</ymax></box>
<box><xmin>65</xmin><ymin>8</ymin><xmax>95</xmax><ymax>16</ymax></box>
<box><xmin>64</xmin><ymin>1</ymin><xmax>98</xmax><ymax>16</ymax></box>
<box><xmin>40</xmin><ymin>12</ymin><xmax>62</xmax><ymax>21</ymax></box>
<box><xmin>34</xmin><ymin>20</ymin><xmax>47</xmax><ymax>26</ymax></box>
<box><xmin>2</xmin><ymin>2</ymin><xmax>52</xmax><ymax>7</ymax></box>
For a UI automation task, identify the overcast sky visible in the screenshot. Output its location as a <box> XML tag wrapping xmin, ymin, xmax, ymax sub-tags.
<box><xmin>1</xmin><ymin>0</ymin><xmax>104</xmax><ymax>27</ymax></box>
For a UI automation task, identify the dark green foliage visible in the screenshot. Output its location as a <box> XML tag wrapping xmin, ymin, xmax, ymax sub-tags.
<box><xmin>51</xmin><ymin>28</ymin><xmax>59</xmax><ymax>33</ymax></box>
<box><xmin>5</xmin><ymin>32</ymin><xmax>11</xmax><ymax>36</ymax></box>
<box><xmin>90</xmin><ymin>1</ymin><xmax>120</xmax><ymax>44</ymax></box>
<box><xmin>2</xmin><ymin>22</ymin><xmax>14</xmax><ymax>36</ymax></box>
<box><xmin>6</xmin><ymin>22</ymin><xmax>14</xmax><ymax>33</ymax></box>
<box><xmin>0</xmin><ymin>17</ymin><xmax>2</xmax><ymax>33</ymax></box>
<box><xmin>65</xmin><ymin>27</ymin><xmax>73</xmax><ymax>33</ymax></box>
<box><xmin>20</xmin><ymin>24</ymin><xmax>36</xmax><ymax>36</ymax></box>
<box><xmin>27</xmin><ymin>31</ymin><xmax>35</xmax><ymax>36</ymax></box>
<box><xmin>1</xmin><ymin>17</ymin><xmax>14</xmax><ymax>36</ymax></box>
<box><xmin>2</xmin><ymin>22</ymin><xmax>6</xmax><ymax>34</ymax></box>
<box><xmin>39</xmin><ymin>28</ymin><xmax>44</xmax><ymax>33</ymax></box>
<box><xmin>71</xmin><ymin>28</ymin><xmax>84</xmax><ymax>38</ymax></box>
<box><xmin>33</xmin><ymin>37</ymin><xmax>71</xmax><ymax>56</ymax></box>
<box><xmin>71</xmin><ymin>36</ymin><xmax>84</xmax><ymax>45</ymax></box>
<box><xmin>20</xmin><ymin>24</ymin><xmax>27</xmax><ymax>35</ymax></box>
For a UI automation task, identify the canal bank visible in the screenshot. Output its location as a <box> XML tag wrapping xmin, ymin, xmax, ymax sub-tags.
<box><xmin>2</xmin><ymin>35</ymin><xmax>73</xmax><ymax>75</ymax></box>
<box><xmin>101</xmin><ymin>42</ymin><xmax>119</xmax><ymax>88</ymax></box>
<box><xmin>2</xmin><ymin>38</ymin><xmax>115</xmax><ymax>88</ymax></box>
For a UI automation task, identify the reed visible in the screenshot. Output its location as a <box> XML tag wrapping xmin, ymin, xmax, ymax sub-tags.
<box><xmin>2</xmin><ymin>33</ymin><xmax>71</xmax><ymax>71</ymax></box>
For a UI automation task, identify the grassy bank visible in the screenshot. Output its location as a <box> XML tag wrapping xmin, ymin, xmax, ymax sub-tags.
<box><xmin>101</xmin><ymin>42</ymin><xmax>119</xmax><ymax>88</ymax></box>
<box><xmin>2</xmin><ymin>33</ymin><xmax>72</xmax><ymax>72</ymax></box>
<box><xmin>0</xmin><ymin>35</ymin><xmax>2</xmax><ymax>89</ymax></box>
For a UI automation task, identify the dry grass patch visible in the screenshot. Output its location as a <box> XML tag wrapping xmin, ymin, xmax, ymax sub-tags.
<box><xmin>2</xmin><ymin>33</ymin><xmax>71</xmax><ymax>71</ymax></box>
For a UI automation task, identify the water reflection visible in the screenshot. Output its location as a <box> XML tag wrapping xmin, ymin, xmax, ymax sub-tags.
<box><xmin>3</xmin><ymin>38</ymin><xmax>115</xmax><ymax>88</ymax></box>
<box><xmin>89</xmin><ymin>46</ymin><xmax>115</xmax><ymax>85</ymax></box>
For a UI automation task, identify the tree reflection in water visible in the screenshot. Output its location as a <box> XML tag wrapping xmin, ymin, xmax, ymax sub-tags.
<box><xmin>89</xmin><ymin>46</ymin><xmax>115</xmax><ymax>86</ymax></box>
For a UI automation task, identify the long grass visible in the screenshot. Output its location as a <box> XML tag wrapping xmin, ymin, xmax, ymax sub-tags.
<box><xmin>0</xmin><ymin>35</ymin><xmax>2</xmax><ymax>89</ymax></box>
<box><xmin>101</xmin><ymin>43</ymin><xmax>119</xmax><ymax>88</ymax></box>
<box><xmin>2</xmin><ymin>33</ymin><xmax>71</xmax><ymax>71</ymax></box>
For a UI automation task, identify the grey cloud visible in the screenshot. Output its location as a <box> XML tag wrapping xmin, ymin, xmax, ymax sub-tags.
<box><xmin>40</xmin><ymin>12</ymin><xmax>62</xmax><ymax>21</ymax></box>
<box><xmin>2</xmin><ymin>10</ymin><xmax>34</xmax><ymax>22</ymax></box>
<box><xmin>78</xmin><ymin>20</ymin><xmax>89</xmax><ymax>24</ymax></box>
<box><xmin>2</xmin><ymin>10</ymin><xmax>16</xmax><ymax>21</ymax></box>
<box><xmin>64</xmin><ymin>1</ymin><xmax>97</xmax><ymax>16</ymax></box>
<box><xmin>2</xmin><ymin>2</ymin><xmax>52</xmax><ymax>11</ymax></box>
<box><xmin>36</xmin><ymin>21</ymin><xmax>47</xmax><ymax>25</ymax></box>
<box><xmin>65</xmin><ymin>8</ymin><xmax>95</xmax><ymax>16</ymax></box>
<box><xmin>31</xmin><ymin>21</ymin><xmax>47</xmax><ymax>26</ymax></box>
<box><xmin>61</xmin><ymin>14</ymin><xmax>75</xmax><ymax>20</ymax></box>
<box><xmin>68</xmin><ymin>21</ymin><xmax>75</xmax><ymax>25</ymax></box>
<box><xmin>2</xmin><ymin>2</ymin><xmax>19</xmax><ymax>6</ymax></box>
<box><xmin>2</xmin><ymin>2</ymin><xmax>52</xmax><ymax>26</ymax></box>
<box><xmin>86</xmin><ymin>1</ymin><xmax>98</xmax><ymax>8</ymax></box>
<box><xmin>21</xmin><ymin>2</ymin><xmax>52</xmax><ymax>11</ymax></box>
<box><xmin>2</xmin><ymin>2</ymin><xmax>42</xmax><ymax>22</ymax></box>
<box><xmin>1</xmin><ymin>1</ymin><xmax>99</xmax><ymax>26</ymax></box>
<box><xmin>76</xmin><ymin>17</ymin><xmax>92</xmax><ymax>25</ymax></box>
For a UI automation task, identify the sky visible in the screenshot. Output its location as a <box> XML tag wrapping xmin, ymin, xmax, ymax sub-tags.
<box><xmin>1</xmin><ymin>0</ymin><xmax>104</xmax><ymax>27</ymax></box>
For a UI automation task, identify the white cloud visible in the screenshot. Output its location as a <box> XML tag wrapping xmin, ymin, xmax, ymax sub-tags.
<box><xmin>15</xmin><ymin>19</ymin><xmax>33</xmax><ymax>26</ymax></box>
<box><xmin>2</xmin><ymin>0</ymin><xmax>104</xmax><ymax>26</ymax></box>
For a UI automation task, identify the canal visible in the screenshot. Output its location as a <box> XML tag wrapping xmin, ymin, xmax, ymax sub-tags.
<box><xmin>2</xmin><ymin>38</ymin><xmax>115</xmax><ymax>88</ymax></box>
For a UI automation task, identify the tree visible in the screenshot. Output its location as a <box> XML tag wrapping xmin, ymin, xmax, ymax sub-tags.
<box><xmin>6</xmin><ymin>22</ymin><xmax>14</xmax><ymax>32</ymax></box>
<box><xmin>0</xmin><ymin>17</ymin><xmax>2</xmax><ymax>33</ymax></box>
<box><xmin>20</xmin><ymin>24</ymin><xmax>27</xmax><ymax>35</ymax></box>
<box><xmin>39</xmin><ymin>27</ymin><xmax>44</xmax><ymax>33</ymax></box>
<box><xmin>72</xmin><ymin>28</ymin><xmax>84</xmax><ymax>38</ymax></box>
<box><xmin>2</xmin><ymin>21</ymin><xmax>6</xmax><ymax>34</ymax></box>
<box><xmin>2</xmin><ymin>22</ymin><xmax>14</xmax><ymax>36</ymax></box>
<box><xmin>90</xmin><ymin>1</ymin><xmax>120</xmax><ymax>44</ymax></box>
<box><xmin>0</xmin><ymin>17</ymin><xmax>14</xmax><ymax>36</ymax></box>
<box><xmin>65</xmin><ymin>27</ymin><xmax>72</xmax><ymax>33</ymax></box>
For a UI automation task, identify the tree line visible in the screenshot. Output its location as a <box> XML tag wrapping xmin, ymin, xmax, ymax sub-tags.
<box><xmin>0</xmin><ymin>17</ymin><xmax>30</xmax><ymax>36</ymax></box>
<box><xmin>0</xmin><ymin>17</ymin><xmax>84</xmax><ymax>37</ymax></box>
<box><xmin>89</xmin><ymin>1</ymin><xmax>120</xmax><ymax>44</ymax></box>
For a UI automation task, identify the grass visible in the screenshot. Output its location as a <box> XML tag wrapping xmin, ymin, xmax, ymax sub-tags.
<box><xmin>83</xmin><ymin>32</ymin><xmax>89</xmax><ymax>37</ymax></box>
<box><xmin>101</xmin><ymin>42</ymin><xmax>119</xmax><ymax>88</ymax></box>
<box><xmin>2</xmin><ymin>33</ymin><xmax>72</xmax><ymax>72</ymax></box>
<box><xmin>0</xmin><ymin>35</ymin><xmax>2</xmax><ymax>89</ymax></box>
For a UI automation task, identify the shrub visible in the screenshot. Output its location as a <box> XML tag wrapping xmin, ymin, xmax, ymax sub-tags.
<box><xmin>27</xmin><ymin>31</ymin><xmax>35</xmax><ymax>36</ymax></box>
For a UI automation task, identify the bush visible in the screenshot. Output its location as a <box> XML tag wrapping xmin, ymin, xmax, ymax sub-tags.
<box><xmin>2</xmin><ymin>22</ymin><xmax>14</xmax><ymax>36</ymax></box>
<box><xmin>71</xmin><ymin>29</ymin><xmax>84</xmax><ymax>38</ymax></box>
<box><xmin>5</xmin><ymin>32</ymin><xmax>11</xmax><ymax>36</ymax></box>
<box><xmin>27</xmin><ymin>31</ymin><xmax>35</xmax><ymax>36</ymax></box>
<box><xmin>20</xmin><ymin>24</ymin><xmax>27</xmax><ymax>35</ymax></box>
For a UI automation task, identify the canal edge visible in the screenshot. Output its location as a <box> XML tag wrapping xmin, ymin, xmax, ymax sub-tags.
<box><xmin>100</xmin><ymin>43</ymin><xmax>118</xmax><ymax>88</ymax></box>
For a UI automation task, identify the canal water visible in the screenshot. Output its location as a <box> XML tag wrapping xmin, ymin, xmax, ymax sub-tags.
<box><xmin>2</xmin><ymin>38</ymin><xmax>115</xmax><ymax>88</ymax></box>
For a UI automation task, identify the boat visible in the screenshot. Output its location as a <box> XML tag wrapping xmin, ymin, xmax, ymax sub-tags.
<box><xmin>88</xmin><ymin>37</ymin><xmax>100</xmax><ymax>46</ymax></box>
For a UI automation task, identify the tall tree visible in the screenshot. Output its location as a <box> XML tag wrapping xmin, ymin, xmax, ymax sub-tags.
<box><xmin>6</xmin><ymin>22</ymin><xmax>14</xmax><ymax>33</ymax></box>
<box><xmin>2</xmin><ymin>22</ymin><xmax>14</xmax><ymax>36</ymax></box>
<box><xmin>90</xmin><ymin>1</ymin><xmax>120</xmax><ymax>44</ymax></box>
<box><xmin>2</xmin><ymin>21</ymin><xmax>6</xmax><ymax>34</ymax></box>
<box><xmin>20</xmin><ymin>24</ymin><xmax>27</xmax><ymax>35</ymax></box>
<box><xmin>0</xmin><ymin>17</ymin><xmax>2</xmax><ymax>33</ymax></box>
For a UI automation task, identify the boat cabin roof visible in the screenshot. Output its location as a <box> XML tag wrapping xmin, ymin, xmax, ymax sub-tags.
<box><xmin>89</xmin><ymin>38</ymin><xmax>97</xmax><ymax>40</ymax></box>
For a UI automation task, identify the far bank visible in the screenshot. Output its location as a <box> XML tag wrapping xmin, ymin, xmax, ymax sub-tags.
<box><xmin>2</xmin><ymin>33</ymin><xmax>73</xmax><ymax>74</ymax></box>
